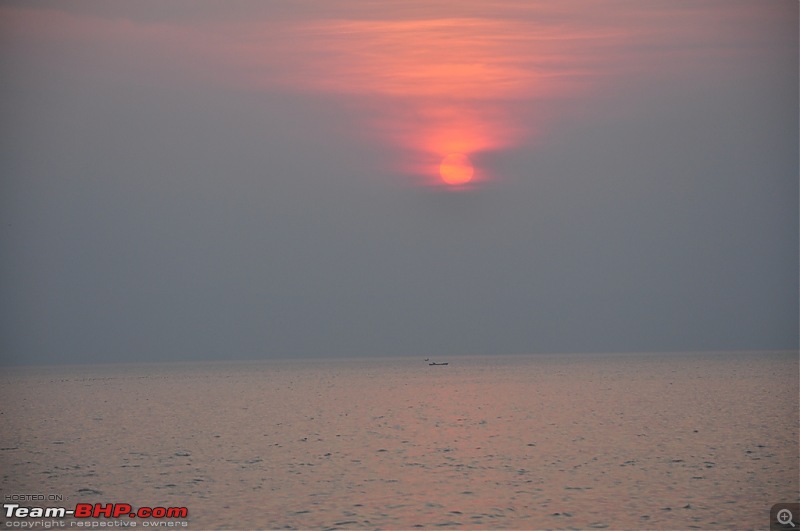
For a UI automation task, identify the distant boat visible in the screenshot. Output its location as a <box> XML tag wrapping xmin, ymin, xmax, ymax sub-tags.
<box><xmin>428</xmin><ymin>362</ymin><xmax>449</xmax><ymax>366</ymax></box>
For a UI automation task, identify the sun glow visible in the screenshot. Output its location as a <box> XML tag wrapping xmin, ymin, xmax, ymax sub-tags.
<box><xmin>255</xmin><ymin>16</ymin><xmax>595</xmax><ymax>186</ymax></box>
<box><xmin>439</xmin><ymin>153</ymin><xmax>474</xmax><ymax>186</ymax></box>
<box><xmin>206</xmin><ymin>6</ymin><xmax>665</xmax><ymax>186</ymax></box>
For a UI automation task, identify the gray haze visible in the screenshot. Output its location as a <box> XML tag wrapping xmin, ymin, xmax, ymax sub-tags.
<box><xmin>1</xmin><ymin>1</ymin><xmax>797</xmax><ymax>365</ymax></box>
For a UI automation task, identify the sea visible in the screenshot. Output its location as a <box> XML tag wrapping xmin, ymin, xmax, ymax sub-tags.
<box><xmin>1</xmin><ymin>351</ymin><xmax>798</xmax><ymax>530</ymax></box>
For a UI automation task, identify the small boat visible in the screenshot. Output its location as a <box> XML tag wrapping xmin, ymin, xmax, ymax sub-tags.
<box><xmin>428</xmin><ymin>362</ymin><xmax>449</xmax><ymax>366</ymax></box>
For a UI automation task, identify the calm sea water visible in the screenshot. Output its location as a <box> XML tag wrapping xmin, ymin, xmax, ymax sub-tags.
<box><xmin>1</xmin><ymin>352</ymin><xmax>797</xmax><ymax>529</ymax></box>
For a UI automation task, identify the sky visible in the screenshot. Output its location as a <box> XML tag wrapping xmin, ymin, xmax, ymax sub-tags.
<box><xmin>0</xmin><ymin>0</ymin><xmax>797</xmax><ymax>365</ymax></box>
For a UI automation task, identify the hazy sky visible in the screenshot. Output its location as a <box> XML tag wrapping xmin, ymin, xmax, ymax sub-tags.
<box><xmin>1</xmin><ymin>0</ymin><xmax>797</xmax><ymax>365</ymax></box>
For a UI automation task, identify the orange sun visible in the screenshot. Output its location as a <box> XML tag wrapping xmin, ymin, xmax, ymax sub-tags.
<box><xmin>439</xmin><ymin>153</ymin><xmax>474</xmax><ymax>185</ymax></box>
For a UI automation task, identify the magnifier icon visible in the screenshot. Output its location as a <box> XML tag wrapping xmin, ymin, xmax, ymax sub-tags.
<box><xmin>778</xmin><ymin>509</ymin><xmax>796</xmax><ymax>527</ymax></box>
